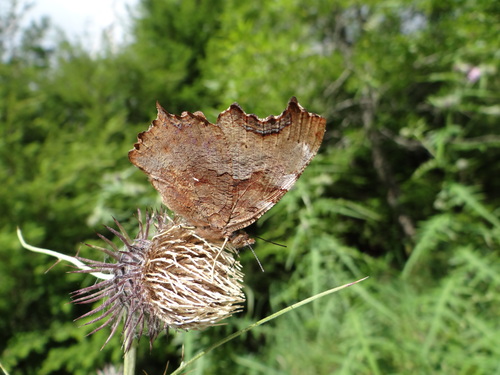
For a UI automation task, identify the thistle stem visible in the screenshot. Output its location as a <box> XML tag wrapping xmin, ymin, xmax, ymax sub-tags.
<box><xmin>123</xmin><ymin>340</ymin><xmax>137</xmax><ymax>375</ymax></box>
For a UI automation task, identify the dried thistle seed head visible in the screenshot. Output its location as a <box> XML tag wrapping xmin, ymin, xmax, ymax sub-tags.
<box><xmin>144</xmin><ymin>221</ymin><xmax>245</xmax><ymax>329</ymax></box>
<box><xmin>72</xmin><ymin>210</ymin><xmax>245</xmax><ymax>351</ymax></box>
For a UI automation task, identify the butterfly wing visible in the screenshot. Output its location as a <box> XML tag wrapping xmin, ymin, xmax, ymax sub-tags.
<box><xmin>129</xmin><ymin>103</ymin><xmax>235</xmax><ymax>238</ymax></box>
<box><xmin>217</xmin><ymin>97</ymin><xmax>326</xmax><ymax>235</ymax></box>
<box><xmin>129</xmin><ymin>97</ymin><xmax>326</xmax><ymax>240</ymax></box>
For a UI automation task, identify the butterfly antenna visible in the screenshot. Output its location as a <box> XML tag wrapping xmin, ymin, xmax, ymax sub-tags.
<box><xmin>254</xmin><ymin>236</ymin><xmax>287</xmax><ymax>248</ymax></box>
<box><xmin>247</xmin><ymin>243</ymin><xmax>265</xmax><ymax>272</ymax></box>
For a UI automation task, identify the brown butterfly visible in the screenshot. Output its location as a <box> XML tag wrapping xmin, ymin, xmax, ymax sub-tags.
<box><xmin>129</xmin><ymin>97</ymin><xmax>326</xmax><ymax>247</ymax></box>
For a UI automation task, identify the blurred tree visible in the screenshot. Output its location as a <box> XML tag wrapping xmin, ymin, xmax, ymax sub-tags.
<box><xmin>122</xmin><ymin>0</ymin><xmax>227</xmax><ymax>120</ymax></box>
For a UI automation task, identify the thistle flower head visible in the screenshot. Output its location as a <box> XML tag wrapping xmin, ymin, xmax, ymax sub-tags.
<box><xmin>72</xmin><ymin>210</ymin><xmax>245</xmax><ymax>351</ymax></box>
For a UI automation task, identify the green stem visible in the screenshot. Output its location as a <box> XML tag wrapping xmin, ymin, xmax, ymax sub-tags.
<box><xmin>123</xmin><ymin>337</ymin><xmax>137</xmax><ymax>375</ymax></box>
<box><xmin>0</xmin><ymin>361</ymin><xmax>10</xmax><ymax>375</ymax></box>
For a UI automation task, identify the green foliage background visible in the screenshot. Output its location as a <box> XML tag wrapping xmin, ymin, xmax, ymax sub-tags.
<box><xmin>1</xmin><ymin>0</ymin><xmax>499</xmax><ymax>373</ymax></box>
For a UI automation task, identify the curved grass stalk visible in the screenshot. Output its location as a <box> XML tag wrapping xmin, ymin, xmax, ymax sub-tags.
<box><xmin>172</xmin><ymin>276</ymin><xmax>369</xmax><ymax>375</ymax></box>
